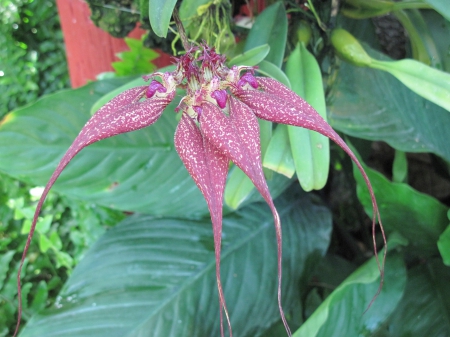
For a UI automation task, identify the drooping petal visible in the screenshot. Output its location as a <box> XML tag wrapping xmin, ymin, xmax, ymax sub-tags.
<box><xmin>14</xmin><ymin>88</ymin><xmax>175</xmax><ymax>337</ymax></box>
<box><xmin>200</xmin><ymin>98</ymin><xmax>292</xmax><ymax>336</ymax></box>
<box><xmin>234</xmin><ymin>78</ymin><xmax>386</xmax><ymax>289</ymax></box>
<box><xmin>174</xmin><ymin>113</ymin><xmax>231</xmax><ymax>337</ymax></box>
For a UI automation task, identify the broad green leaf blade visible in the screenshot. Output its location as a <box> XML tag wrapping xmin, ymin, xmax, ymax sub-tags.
<box><xmin>351</xmin><ymin>144</ymin><xmax>448</xmax><ymax>256</ymax></box>
<box><xmin>386</xmin><ymin>259</ymin><xmax>450</xmax><ymax>336</ymax></box>
<box><xmin>228</xmin><ymin>44</ymin><xmax>270</xmax><ymax>67</ymax></box>
<box><xmin>422</xmin><ymin>10</ymin><xmax>450</xmax><ymax>72</ymax></box>
<box><xmin>438</xmin><ymin>224</ymin><xmax>450</xmax><ymax>266</ymax></box>
<box><xmin>256</xmin><ymin>60</ymin><xmax>291</xmax><ymax>87</ymax></box>
<box><xmin>293</xmin><ymin>252</ymin><xmax>406</xmax><ymax>337</ymax></box>
<box><xmin>328</xmin><ymin>46</ymin><xmax>450</xmax><ymax>162</ymax></box>
<box><xmin>423</xmin><ymin>0</ymin><xmax>450</xmax><ymax>21</ymax></box>
<box><xmin>244</xmin><ymin>2</ymin><xmax>287</xmax><ymax>68</ymax></box>
<box><xmin>263</xmin><ymin>124</ymin><xmax>295</xmax><ymax>178</ymax></box>
<box><xmin>370</xmin><ymin>58</ymin><xmax>450</xmax><ymax>113</ymax></box>
<box><xmin>0</xmin><ymin>78</ymin><xmax>209</xmax><ymax>218</ymax></box>
<box><xmin>285</xmin><ymin>43</ymin><xmax>330</xmax><ymax>191</ymax></box>
<box><xmin>20</xmin><ymin>189</ymin><xmax>332</xmax><ymax>337</ymax></box>
<box><xmin>148</xmin><ymin>0</ymin><xmax>177</xmax><ymax>38</ymax></box>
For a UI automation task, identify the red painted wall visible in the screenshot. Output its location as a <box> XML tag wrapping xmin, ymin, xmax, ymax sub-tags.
<box><xmin>56</xmin><ymin>0</ymin><xmax>171</xmax><ymax>88</ymax></box>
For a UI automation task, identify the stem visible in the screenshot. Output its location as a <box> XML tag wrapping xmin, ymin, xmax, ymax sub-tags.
<box><xmin>173</xmin><ymin>9</ymin><xmax>190</xmax><ymax>52</ymax></box>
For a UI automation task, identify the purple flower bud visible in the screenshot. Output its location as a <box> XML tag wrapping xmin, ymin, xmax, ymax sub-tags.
<box><xmin>211</xmin><ymin>90</ymin><xmax>228</xmax><ymax>109</ymax></box>
<box><xmin>237</xmin><ymin>72</ymin><xmax>259</xmax><ymax>89</ymax></box>
<box><xmin>146</xmin><ymin>80</ymin><xmax>167</xmax><ymax>98</ymax></box>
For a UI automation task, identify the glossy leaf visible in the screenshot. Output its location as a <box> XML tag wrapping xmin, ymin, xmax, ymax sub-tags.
<box><xmin>285</xmin><ymin>43</ymin><xmax>330</xmax><ymax>191</ymax></box>
<box><xmin>423</xmin><ymin>0</ymin><xmax>450</xmax><ymax>21</ymax></box>
<box><xmin>328</xmin><ymin>46</ymin><xmax>450</xmax><ymax>162</ymax></box>
<box><xmin>0</xmin><ymin>78</ymin><xmax>210</xmax><ymax>218</ymax></box>
<box><xmin>422</xmin><ymin>10</ymin><xmax>450</xmax><ymax>71</ymax></box>
<box><xmin>20</xmin><ymin>189</ymin><xmax>332</xmax><ymax>337</ymax></box>
<box><xmin>224</xmin><ymin>166</ymin><xmax>293</xmax><ymax>211</ymax></box>
<box><xmin>148</xmin><ymin>0</ymin><xmax>177</xmax><ymax>37</ymax></box>
<box><xmin>256</xmin><ymin>60</ymin><xmax>291</xmax><ymax>87</ymax></box>
<box><xmin>244</xmin><ymin>2</ymin><xmax>287</xmax><ymax>68</ymax></box>
<box><xmin>386</xmin><ymin>259</ymin><xmax>450</xmax><ymax>336</ymax></box>
<box><xmin>351</xmin><ymin>143</ymin><xmax>448</xmax><ymax>256</ymax></box>
<box><xmin>263</xmin><ymin>124</ymin><xmax>295</xmax><ymax>178</ymax></box>
<box><xmin>370</xmin><ymin>58</ymin><xmax>450</xmax><ymax>113</ymax></box>
<box><xmin>293</xmin><ymin>251</ymin><xmax>406</xmax><ymax>337</ymax></box>
<box><xmin>438</xmin><ymin>224</ymin><xmax>450</xmax><ymax>266</ymax></box>
<box><xmin>228</xmin><ymin>44</ymin><xmax>270</xmax><ymax>67</ymax></box>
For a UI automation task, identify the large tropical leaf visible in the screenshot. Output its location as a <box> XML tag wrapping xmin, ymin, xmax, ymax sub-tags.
<box><xmin>293</xmin><ymin>248</ymin><xmax>406</xmax><ymax>337</ymax></box>
<box><xmin>243</xmin><ymin>2</ymin><xmax>287</xmax><ymax>68</ymax></box>
<box><xmin>0</xmin><ymin>78</ymin><xmax>208</xmax><ymax>218</ymax></box>
<box><xmin>328</xmin><ymin>47</ymin><xmax>450</xmax><ymax>162</ymax></box>
<box><xmin>385</xmin><ymin>259</ymin><xmax>450</xmax><ymax>336</ymax></box>
<box><xmin>351</xmin><ymin>144</ymin><xmax>448</xmax><ymax>256</ymax></box>
<box><xmin>19</xmin><ymin>187</ymin><xmax>332</xmax><ymax>337</ymax></box>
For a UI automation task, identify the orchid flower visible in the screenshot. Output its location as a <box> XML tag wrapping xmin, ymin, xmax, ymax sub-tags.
<box><xmin>15</xmin><ymin>43</ymin><xmax>386</xmax><ymax>337</ymax></box>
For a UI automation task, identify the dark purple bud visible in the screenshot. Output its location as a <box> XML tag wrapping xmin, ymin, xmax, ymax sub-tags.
<box><xmin>146</xmin><ymin>80</ymin><xmax>167</xmax><ymax>98</ymax></box>
<box><xmin>211</xmin><ymin>90</ymin><xmax>228</xmax><ymax>109</ymax></box>
<box><xmin>237</xmin><ymin>72</ymin><xmax>259</xmax><ymax>89</ymax></box>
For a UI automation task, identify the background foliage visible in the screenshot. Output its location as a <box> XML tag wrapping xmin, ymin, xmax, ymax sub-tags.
<box><xmin>1</xmin><ymin>0</ymin><xmax>450</xmax><ymax>336</ymax></box>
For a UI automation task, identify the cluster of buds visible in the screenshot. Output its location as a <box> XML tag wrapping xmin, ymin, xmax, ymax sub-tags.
<box><xmin>15</xmin><ymin>43</ymin><xmax>385</xmax><ymax>337</ymax></box>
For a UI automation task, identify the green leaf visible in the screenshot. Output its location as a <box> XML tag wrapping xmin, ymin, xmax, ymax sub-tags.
<box><xmin>20</xmin><ymin>188</ymin><xmax>332</xmax><ymax>337</ymax></box>
<box><xmin>350</xmin><ymin>143</ymin><xmax>448</xmax><ymax>256</ymax></box>
<box><xmin>370</xmin><ymin>58</ymin><xmax>450</xmax><ymax>113</ymax></box>
<box><xmin>224</xmin><ymin>166</ymin><xmax>256</xmax><ymax>210</ymax></box>
<box><xmin>244</xmin><ymin>2</ymin><xmax>287</xmax><ymax>68</ymax></box>
<box><xmin>423</xmin><ymin>0</ymin><xmax>450</xmax><ymax>21</ymax></box>
<box><xmin>293</xmin><ymin>252</ymin><xmax>406</xmax><ymax>337</ymax></box>
<box><xmin>0</xmin><ymin>78</ymin><xmax>210</xmax><ymax>218</ymax></box>
<box><xmin>438</xmin><ymin>224</ymin><xmax>450</xmax><ymax>266</ymax></box>
<box><xmin>224</xmin><ymin>165</ymin><xmax>293</xmax><ymax>211</ymax></box>
<box><xmin>111</xmin><ymin>38</ymin><xmax>159</xmax><ymax>76</ymax></box>
<box><xmin>386</xmin><ymin>259</ymin><xmax>450</xmax><ymax>336</ymax></box>
<box><xmin>148</xmin><ymin>0</ymin><xmax>177</xmax><ymax>38</ymax></box>
<box><xmin>30</xmin><ymin>281</ymin><xmax>48</xmax><ymax>313</ymax></box>
<box><xmin>422</xmin><ymin>10</ymin><xmax>450</xmax><ymax>72</ymax></box>
<box><xmin>392</xmin><ymin>150</ymin><xmax>408</xmax><ymax>183</ymax></box>
<box><xmin>0</xmin><ymin>251</ymin><xmax>15</xmax><ymax>287</ymax></box>
<box><xmin>257</xmin><ymin>60</ymin><xmax>291</xmax><ymax>87</ymax></box>
<box><xmin>39</xmin><ymin>234</ymin><xmax>53</xmax><ymax>253</ymax></box>
<box><xmin>228</xmin><ymin>44</ymin><xmax>270</xmax><ymax>67</ymax></box>
<box><xmin>263</xmin><ymin>124</ymin><xmax>295</xmax><ymax>178</ymax></box>
<box><xmin>328</xmin><ymin>46</ymin><xmax>450</xmax><ymax>162</ymax></box>
<box><xmin>285</xmin><ymin>43</ymin><xmax>330</xmax><ymax>191</ymax></box>
<box><xmin>179</xmin><ymin>0</ymin><xmax>211</xmax><ymax>28</ymax></box>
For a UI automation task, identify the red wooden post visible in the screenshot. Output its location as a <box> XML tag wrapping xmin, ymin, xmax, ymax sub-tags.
<box><xmin>56</xmin><ymin>0</ymin><xmax>171</xmax><ymax>88</ymax></box>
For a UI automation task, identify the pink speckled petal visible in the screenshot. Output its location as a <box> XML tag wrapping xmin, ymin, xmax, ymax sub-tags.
<box><xmin>235</xmin><ymin>79</ymin><xmax>386</xmax><ymax>297</ymax></box>
<box><xmin>200</xmin><ymin>98</ymin><xmax>291</xmax><ymax>336</ymax></box>
<box><xmin>174</xmin><ymin>113</ymin><xmax>232</xmax><ymax>337</ymax></box>
<box><xmin>14</xmin><ymin>87</ymin><xmax>174</xmax><ymax>336</ymax></box>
